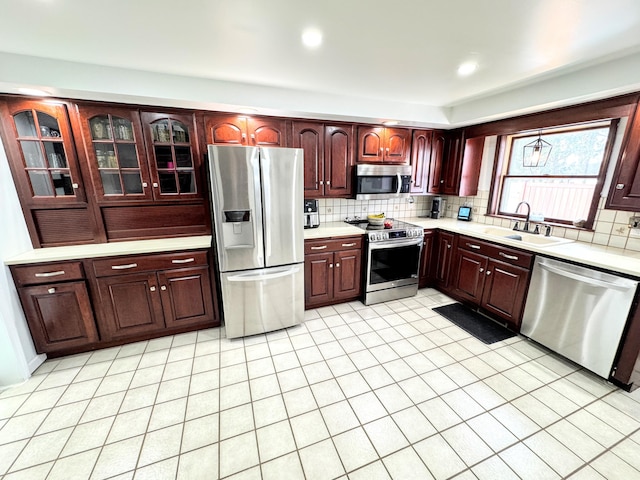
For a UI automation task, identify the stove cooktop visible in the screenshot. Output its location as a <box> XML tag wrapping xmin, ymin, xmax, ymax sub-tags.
<box><xmin>344</xmin><ymin>217</ymin><xmax>423</xmax><ymax>242</ymax></box>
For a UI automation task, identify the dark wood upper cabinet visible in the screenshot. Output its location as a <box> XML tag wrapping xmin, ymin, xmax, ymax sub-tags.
<box><xmin>428</xmin><ymin>131</ymin><xmax>446</xmax><ymax>194</ymax></box>
<box><xmin>410</xmin><ymin>130</ymin><xmax>432</xmax><ymax>194</ymax></box>
<box><xmin>294</xmin><ymin>121</ymin><xmax>324</xmax><ymax>196</ymax></box>
<box><xmin>0</xmin><ymin>98</ymin><xmax>98</xmax><ymax>247</ymax></box>
<box><xmin>293</xmin><ymin>120</ymin><xmax>354</xmax><ymax>198</ymax></box>
<box><xmin>607</xmin><ymin>102</ymin><xmax>640</xmax><ymax>211</ymax></box>
<box><xmin>0</xmin><ymin>99</ymin><xmax>87</xmax><ymax>206</ymax></box>
<box><xmin>75</xmin><ymin>104</ymin><xmax>152</xmax><ymax>203</ymax></box>
<box><xmin>357</xmin><ymin>126</ymin><xmax>411</xmax><ymax>164</ymax></box>
<box><xmin>434</xmin><ymin>130</ymin><xmax>484</xmax><ymax>196</ymax></box>
<box><xmin>324</xmin><ymin>125</ymin><xmax>354</xmax><ymax>197</ymax></box>
<box><xmin>205</xmin><ymin>113</ymin><xmax>289</xmax><ymax>147</ymax></box>
<box><xmin>140</xmin><ymin>111</ymin><xmax>203</xmax><ymax>201</ymax></box>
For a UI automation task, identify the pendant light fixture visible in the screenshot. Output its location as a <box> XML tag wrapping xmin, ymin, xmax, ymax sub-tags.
<box><xmin>523</xmin><ymin>131</ymin><xmax>552</xmax><ymax>167</ymax></box>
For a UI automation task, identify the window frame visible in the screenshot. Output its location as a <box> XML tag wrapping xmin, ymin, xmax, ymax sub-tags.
<box><xmin>488</xmin><ymin>119</ymin><xmax>619</xmax><ymax>230</ymax></box>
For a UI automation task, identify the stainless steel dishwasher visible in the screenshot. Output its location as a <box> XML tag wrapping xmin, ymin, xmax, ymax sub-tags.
<box><xmin>521</xmin><ymin>257</ymin><xmax>638</xmax><ymax>378</ymax></box>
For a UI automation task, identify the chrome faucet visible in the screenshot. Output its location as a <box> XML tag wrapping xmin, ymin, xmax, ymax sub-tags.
<box><xmin>515</xmin><ymin>201</ymin><xmax>531</xmax><ymax>232</ymax></box>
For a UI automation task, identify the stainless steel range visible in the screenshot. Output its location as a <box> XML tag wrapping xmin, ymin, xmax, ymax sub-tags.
<box><xmin>345</xmin><ymin>218</ymin><xmax>423</xmax><ymax>305</ymax></box>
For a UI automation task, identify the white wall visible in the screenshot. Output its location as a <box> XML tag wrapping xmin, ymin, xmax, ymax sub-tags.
<box><xmin>0</xmin><ymin>136</ymin><xmax>45</xmax><ymax>388</ymax></box>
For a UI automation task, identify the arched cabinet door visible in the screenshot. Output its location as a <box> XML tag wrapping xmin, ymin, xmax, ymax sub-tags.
<box><xmin>77</xmin><ymin>105</ymin><xmax>151</xmax><ymax>202</ymax></box>
<box><xmin>205</xmin><ymin>113</ymin><xmax>288</xmax><ymax>147</ymax></box>
<box><xmin>1</xmin><ymin>99</ymin><xmax>86</xmax><ymax>205</ymax></box>
<box><xmin>141</xmin><ymin>112</ymin><xmax>202</xmax><ymax>200</ymax></box>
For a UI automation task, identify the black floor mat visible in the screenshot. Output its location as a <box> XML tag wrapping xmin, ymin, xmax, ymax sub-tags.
<box><xmin>433</xmin><ymin>303</ymin><xmax>516</xmax><ymax>344</ymax></box>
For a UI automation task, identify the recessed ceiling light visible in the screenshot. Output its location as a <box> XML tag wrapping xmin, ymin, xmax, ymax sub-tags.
<box><xmin>18</xmin><ymin>87</ymin><xmax>51</xmax><ymax>96</ymax></box>
<box><xmin>457</xmin><ymin>62</ymin><xmax>478</xmax><ymax>77</ymax></box>
<box><xmin>302</xmin><ymin>28</ymin><xmax>323</xmax><ymax>49</ymax></box>
<box><xmin>383</xmin><ymin>120</ymin><xmax>399</xmax><ymax>126</ymax></box>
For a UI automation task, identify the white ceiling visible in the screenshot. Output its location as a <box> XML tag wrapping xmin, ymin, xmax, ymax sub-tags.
<box><xmin>1</xmin><ymin>0</ymin><xmax>640</xmax><ymax>127</ymax></box>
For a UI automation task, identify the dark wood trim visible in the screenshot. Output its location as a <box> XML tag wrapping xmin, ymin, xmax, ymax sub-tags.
<box><xmin>465</xmin><ymin>93</ymin><xmax>640</xmax><ymax>138</ymax></box>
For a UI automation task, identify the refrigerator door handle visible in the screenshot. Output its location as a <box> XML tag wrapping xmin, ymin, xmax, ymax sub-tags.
<box><xmin>261</xmin><ymin>155</ymin><xmax>273</xmax><ymax>259</ymax></box>
<box><xmin>227</xmin><ymin>266</ymin><xmax>301</xmax><ymax>282</ymax></box>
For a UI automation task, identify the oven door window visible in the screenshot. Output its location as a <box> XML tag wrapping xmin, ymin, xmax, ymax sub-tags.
<box><xmin>369</xmin><ymin>244</ymin><xmax>421</xmax><ymax>285</ymax></box>
<box><xmin>357</xmin><ymin>175</ymin><xmax>398</xmax><ymax>195</ymax></box>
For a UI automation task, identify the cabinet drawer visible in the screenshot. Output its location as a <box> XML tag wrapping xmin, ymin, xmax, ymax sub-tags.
<box><xmin>12</xmin><ymin>262</ymin><xmax>85</xmax><ymax>287</ymax></box>
<box><xmin>305</xmin><ymin>237</ymin><xmax>363</xmax><ymax>254</ymax></box>
<box><xmin>458</xmin><ymin>235</ymin><xmax>532</xmax><ymax>269</ymax></box>
<box><xmin>92</xmin><ymin>250</ymin><xmax>209</xmax><ymax>277</ymax></box>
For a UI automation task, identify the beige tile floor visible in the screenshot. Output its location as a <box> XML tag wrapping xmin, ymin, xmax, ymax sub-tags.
<box><xmin>1</xmin><ymin>288</ymin><xmax>640</xmax><ymax>480</ymax></box>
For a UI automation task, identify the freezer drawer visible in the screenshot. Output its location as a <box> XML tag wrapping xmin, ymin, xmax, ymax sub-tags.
<box><xmin>220</xmin><ymin>264</ymin><xmax>304</xmax><ymax>338</ymax></box>
<box><xmin>521</xmin><ymin>257</ymin><xmax>638</xmax><ymax>378</ymax></box>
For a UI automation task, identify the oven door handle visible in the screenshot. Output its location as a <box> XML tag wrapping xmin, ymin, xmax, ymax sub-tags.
<box><xmin>369</xmin><ymin>238</ymin><xmax>423</xmax><ymax>250</ymax></box>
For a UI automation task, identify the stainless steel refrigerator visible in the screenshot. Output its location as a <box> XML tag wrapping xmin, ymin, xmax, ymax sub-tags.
<box><xmin>207</xmin><ymin>145</ymin><xmax>304</xmax><ymax>338</ymax></box>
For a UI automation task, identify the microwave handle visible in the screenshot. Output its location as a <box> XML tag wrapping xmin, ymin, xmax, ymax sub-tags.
<box><xmin>396</xmin><ymin>173</ymin><xmax>402</xmax><ymax>194</ymax></box>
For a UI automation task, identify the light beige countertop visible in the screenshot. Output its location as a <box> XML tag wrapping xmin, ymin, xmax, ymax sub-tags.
<box><xmin>405</xmin><ymin>217</ymin><xmax>640</xmax><ymax>278</ymax></box>
<box><xmin>5</xmin><ymin>236</ymin><xmax>212</xmax><ymax>265</ymax></box>
<box><xmin>303</xmin><ymin>222</ymin><xmax>365</xmax><ymax>240</ymax></box>
<box><xmin>303</xmin><ymin>218</ymin><xmax>640</xmax><ymax>278</ymax></box>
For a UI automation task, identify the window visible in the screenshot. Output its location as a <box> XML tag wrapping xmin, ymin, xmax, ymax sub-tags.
<box><xmin>491</xmin><ymin>121</ymin><xmax>618</xmax><ymax>229</ymax></box>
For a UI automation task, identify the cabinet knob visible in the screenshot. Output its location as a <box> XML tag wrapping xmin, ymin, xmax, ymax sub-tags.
<box><xmin>160</xmin><ymin>285</ymin><xmax>167</xmax><ymax>291</ymax></box>
<box><xmin>326</xmin><ymin>180</ymin><xmax>330</xmax><ymax>185</ymax></box>
<box><xmin>72</xmin><ymin>183</ymin><xmax>79</xmax><ymax>189</ymax></box>
<box><xmin>447</xmin><ymin>244</ymin><xmax>451</xmax><ymax>249</ymax></box>
<box><xmin>329</xmin><ymin>263</ymin><xmax>333</xmax><ymax>268</ymax></box>
<box><xmin>616</xmin><ymin>183</ymin><xmax>625</xmax><ymax>190</ymax></box>
<box><xmin>152</xmin><ymin>182</ymin><xmax>159</xmax><ymax>188</ymax></box>
<box><xmin>440</xmin><ymin>180</ymin><xmax>444</xmax><ymax>183</ymax></box>
<box><xmin>319</xmin><ymin>180</ymin><xmax>324</xmax><ymax>185</ymax></box>
<box><xmin>336</xmin><ymin>263</ymin><xmax>340</xmax><ymax>267</ymax></box>
<box><xmin>486</xmin><ymin>271</ymin><xmax>492</xmax><ymax>276</ymax></box>
<box><xmin>47</xmin><ymin>287</ymin><xmax>56</xmax><ymax>294</ymax></box>
<box><xmin>142</xmin><ymin>182</ymin><xmax>148</xmax><ymax>188</ymax></box>
<box><xmin>386</xmin><ymin>148</ymin><xmax>389</xmax><ymax>152</ymax></box>
<box><xmin>479</xmin><ymin>268</ymin><xmax>484</xmax><ymax>273</ymax></box>
<box><xmin>150</xmin><ymin>286</ymin><xmax>157</xmax><ymax>292</ymax></box>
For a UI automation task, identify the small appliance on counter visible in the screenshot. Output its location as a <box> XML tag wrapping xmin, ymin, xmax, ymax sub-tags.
<box><xmin>304</xmin><ymin>199</ymin><xmax>320</xmax><ymax>229</ymax></box>
<box><xmin>430</xmin><ymin>196</ymin><xmax>446</xmax><ymax>218</ymax></box>
<box><xmin>457</xmin><ymin>205</ymin><xmax>472</xmax><ymax>221</ymax></box>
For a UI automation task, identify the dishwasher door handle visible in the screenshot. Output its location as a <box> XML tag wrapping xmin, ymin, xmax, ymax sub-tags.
<box><xmin>539</xmin><ymin>262</ymin><xmax>632</xmax><ymax>291</ymax></box>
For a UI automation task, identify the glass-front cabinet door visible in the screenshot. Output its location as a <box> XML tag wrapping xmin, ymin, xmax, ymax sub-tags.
<box><xmin>78</xmin><ymin>105</ymin><xmax>151</xmax><ymax>202</ymax></box>
<box><xmin>141</xmin><ymin>112</ymin><xmax>201</xmax><ymax>200</ymax></box>
<box><xmin>2</xmin><ymin>100</ymin><xmax>86</xmax><ymax>205</ymax></box>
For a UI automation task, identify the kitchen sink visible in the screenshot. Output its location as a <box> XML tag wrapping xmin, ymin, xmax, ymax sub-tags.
<box><xmin>478</xmin><ymin>226</ymin><xmax>574</xmax><ymax>247</ymax></box>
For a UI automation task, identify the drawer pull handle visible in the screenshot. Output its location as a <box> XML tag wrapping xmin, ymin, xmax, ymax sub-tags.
<box><xmin>34</xmin><ymin>270</ymin><xmax>65</xmax><ymax>278</ymax></box>
<box><xmin>499</xmin><ymin>252</ymin><xmax>519</xmax><ymax>261</ymax></box>
<box><xmin>48</xmin><ymin>287</ymin><xmax>56</xmax><ymax>294</ymax></box>
<box><xmin>171</xmin><ymin>258</ymin><xmax>195</xmax><ymax>264</ymax></box>
<box><xmin>342</xmin><ymin>243</ymin><xmax>357</xmax><ymax>247</ymax></box>
<box><xmin>466</xmin><ymin>243</ymin><xmax>481</xmax><ymax>250</ymax></box>
<box><xmin>311</xmin><ymin>245</ymin><xmax>328</xmax><ymax>250</ymax></box>
<box><xmin>111</xmin><ymin>263</ymin><xmax>138</xmax><ymax>270</ymax></box>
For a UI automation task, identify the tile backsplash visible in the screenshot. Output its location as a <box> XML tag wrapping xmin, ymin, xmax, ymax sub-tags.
<box><xmin>316</xmin><ymin>193</ymin><xmax>640</xmax><ymax>252</ymax></box>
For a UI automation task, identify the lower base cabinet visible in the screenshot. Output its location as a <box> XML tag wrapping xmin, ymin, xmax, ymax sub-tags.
<box><xmin>12</xmin><ymin>261</ymin><xmax>98</xmax><ymax>354</ymax></box>
<box><xmin>304</xmin><ymin>236</ymin><xmax>363</xmax><ymax>309</ymax></box>
<box><xmin>10</xmin><ymin>249</ymin><xmax>218</xmax><ymax>356</ymax></box>
<box><xmin>92</xmin><ymin>251</ymin><xmax>215</xmax><ymax>341</ymax></box>
<box><xmin>451</xmin><ymin>235</ymin><xmax>532</xmax><ymax>330</ymax></box>
<box><xmin>418</xmin><ymin>229</ymin><xmax>435</xmax><ymax>288</ymax></box>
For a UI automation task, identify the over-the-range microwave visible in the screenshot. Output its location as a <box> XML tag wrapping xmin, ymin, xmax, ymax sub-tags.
<box><xmin>355</xmin><ymin>164</ymin><xmax>412</xmax><ymax>200</ymax></box>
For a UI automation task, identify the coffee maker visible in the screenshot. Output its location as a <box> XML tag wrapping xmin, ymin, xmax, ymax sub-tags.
<box><xmin>430</xmin><ymin>196</ymin><xmax>446</xmax><ymax>219</ymax></box>
<box><xmin>304</xmin><ymin>199</ymin><xmax>320</xmax><ymax>228</ymax></box>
